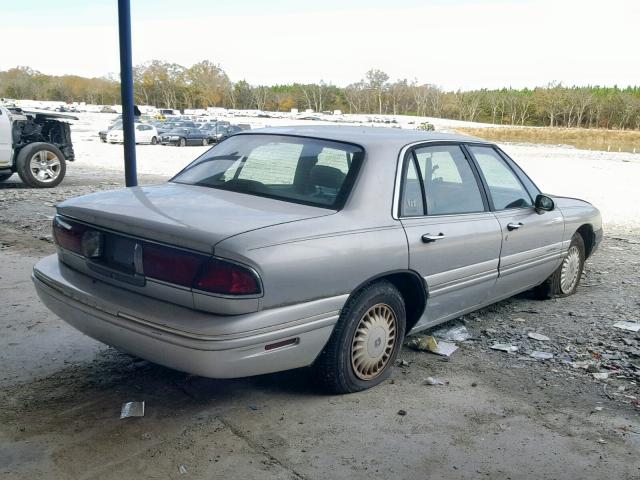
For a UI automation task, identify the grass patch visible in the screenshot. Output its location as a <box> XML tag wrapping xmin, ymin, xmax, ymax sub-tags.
<box><xmin>455</xmin><ymin>127</ymin><xmax>640</xmax><ymax>154</ymax></box>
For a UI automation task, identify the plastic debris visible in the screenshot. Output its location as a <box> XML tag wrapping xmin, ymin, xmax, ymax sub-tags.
<box><xmin>613</xmin><ymin>321</ymin><xmax>640</xmax><ymax>332</ymax></box>
<box><xmin>530</xmin><ymin>351</ymin><xmax>554</xmax><ymax>360</ymax></box>
<box><xmin>527</xmin><ymin>332</ymin><xmax>550</xmax><ymax>341</ymax></box>
<box><xmin>432</xmin><ymin>324</ymin><xmax>472</xmax><ymax>342</ymax></box>
<box><xmin>120</xmin><ymin>401</ymin><xmax>145</xmax><ymax>419</ymax></box>
<box><xmin>424</xmin><ymin>377</ymin><xmax>446</xmax><ymax>386</ymax></box>
<box><xmin>406</xmin><ymin>335</ymin><xmax>458</xmax><ymax>356</ymax></box>
<box><xmin>592</xmin><ymin>372</ymin><xmax>610</xmax><ymax>380</ymax></box>
<box><xmin>179</xmin><ymin>464</ymin><xmax>188</xmax><ymax>474</ymax></box>
<box><xmin>490</xmin><ymin>343</ymin><xmax>519</xmax><ymax>353</ymax></box>
<box><xmin>397</xmin><ymin>409</ymin><xmax>407</xmax><ymax>416</ymax></box>
<box><xmin>430</xmin><ymin>339</ymin><xmax>458</xmax><ymax>357</ymax></box>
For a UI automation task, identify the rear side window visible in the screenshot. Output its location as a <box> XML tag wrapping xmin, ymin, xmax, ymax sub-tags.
<box><xmin>172</xmin><ymin>135</ymin><xmax>364</xmax><ymax>209</ymax></box>
<box><xmin>469</xmin><ymin>146</ymin><xmax>532</xmax><ymax>210</ymax></box>
<box><xmin>400</xmin><ymin>158</ymin><xmax>425</xmax><ymax>217</ymax></box>
<box><xmin>408</xmin><ymin>145</ymin><xmax>485</xmax><ymax>216</ymax></box>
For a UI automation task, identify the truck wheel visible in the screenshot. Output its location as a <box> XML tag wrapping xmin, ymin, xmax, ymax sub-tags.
<box><xmin>16</xmin><ymin>142</ymin><xmax>66</xmax><ymax>188</ymax></box>
<box><xmin>315</xmin><ymin>281</ymin><xmax>406</xmax><ymax>394</ymax></box>
<box><xmin>0</xmin><ymin>173</ymin><xmax>13</xmax><ymax>182</ymax></box>
<box><xmin>534</xmin><ymin>233</ymin><xmax>586</xmax><ymax>299</ymax></box>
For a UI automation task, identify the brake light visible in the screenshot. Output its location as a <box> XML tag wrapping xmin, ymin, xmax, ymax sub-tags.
<box><xmin>142</xmin><ymin>244</ymin><xmax>261</xmax><ymax>295</ymax></box>
<box><xmin>52</xmin><ymin>215</ymin><xmax>87</xmax><ymax>254</ymax></box>
<box><xmin>142</xmin><ymin>243</ymin><xmax>203</xmax><ymax>287</ymax></box>
<box><xmin>194</xmin><ymin>259</ymin><xmax>261</xmax><ymax>295</ymax></box>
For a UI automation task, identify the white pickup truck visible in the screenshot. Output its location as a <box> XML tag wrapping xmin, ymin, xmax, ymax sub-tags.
<box><xmin>0</xmin><ymin>106</ymin><xmax>76</xmax><ymax>188</ymax></box>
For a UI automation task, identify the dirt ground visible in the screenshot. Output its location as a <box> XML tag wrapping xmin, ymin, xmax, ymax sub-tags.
<box><xmin>1</xmin><ymin>166</ymin><xmax>640</xmax><ymax>479</ymax></box>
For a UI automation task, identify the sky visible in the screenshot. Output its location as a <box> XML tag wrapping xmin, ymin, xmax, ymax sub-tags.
<box><xmin>2</xmin><ymin>0</ymin><xmax>639</xmax><ymax>90</ymax></box>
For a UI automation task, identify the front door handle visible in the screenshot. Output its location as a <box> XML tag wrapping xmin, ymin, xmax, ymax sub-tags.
<box><xmin>421</xmin><ymin>233</ymin><xmax>446</xmax><ymax>243</ymax></box>
<box><xmin>507</xmin><ymin>222</ymin><xmax>524</xmax><ymax>231</ymax></box>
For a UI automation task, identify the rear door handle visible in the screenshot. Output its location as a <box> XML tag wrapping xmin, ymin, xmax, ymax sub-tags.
<box><xmin>507</xmin><ymin>222</ymin><xmax>524</xmax><ymax>231</ymax></box>
<box><xmin>421</xmin><ymin>233</ymin><xmax>446</xmax><ymax>243</ymax></box>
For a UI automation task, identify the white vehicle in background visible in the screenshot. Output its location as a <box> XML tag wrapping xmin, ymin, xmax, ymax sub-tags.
<box><xmin>0</xmin><ymin>105</ymin><xmax>76</xmax><ymax>187</ymax></box>
<box><xmin>107</xmin><ymin>123</ymin><xmax>159</xmax><ymax>145</ymax></box>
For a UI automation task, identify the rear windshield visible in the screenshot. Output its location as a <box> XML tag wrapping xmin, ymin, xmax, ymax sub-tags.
<box><xmin>172</xmin><ymin>134</ymin><xmax>364</xmax><ymax>209</ymax></box>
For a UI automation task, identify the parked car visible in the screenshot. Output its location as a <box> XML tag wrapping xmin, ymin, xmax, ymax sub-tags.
<box><xmin>107</xmin><ymin>123</ymin><xmax>158</xmax><ymax>145</ymax></box>
<box><xmin>33</xmin><ymin>126</ymin><xmax>602</xmax><ymax>393</ymax></box>
<box><xmin>0</xmin><ymin>106</ymin><xmax>76</xmax><ymax>187</ymax></box>
<box><xmin>156</xmin><ymin>121</ymin><xmax>197</xmax><ymax>137</ymax></box>
<box><xmin>99</xmin><ymin>120</ymin><xmax>122</xmax><ymax>142</ymax></box>
<box><xmin>160</xmin><ymin>127</ymin><xmax>210</xmax><ymax>146</ymax></box>
<box><xmin>200</xmin><ymin>124</ymin><xmax>249</xmax><ymax>143</ymax></box>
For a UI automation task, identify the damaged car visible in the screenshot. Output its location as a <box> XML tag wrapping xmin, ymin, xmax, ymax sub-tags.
<box><xmin>32</xmin><ymin>126</ymin><xmax>602</xmax><ymax>393</ymax></box>
<box><xmin>0</xmin><ymin>106</ymin><xmax>76</xmax><ymax>187</ymax></box>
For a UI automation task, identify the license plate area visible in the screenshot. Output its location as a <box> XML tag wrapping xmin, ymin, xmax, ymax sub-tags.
<box><xmin>100</xmin><ymin>234</ymin><xmax>137</xmax><ymax>274</ymax></box>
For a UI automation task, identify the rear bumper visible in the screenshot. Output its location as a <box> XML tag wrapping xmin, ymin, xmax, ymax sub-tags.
<box><xmin>32</xmin><ymin>255</ymin><xmax>340</xmax><ymax>378</ymax></box>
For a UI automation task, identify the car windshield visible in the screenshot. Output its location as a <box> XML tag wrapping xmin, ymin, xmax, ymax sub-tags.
<box><xmin>172</xmin><ymin>134</ymin><xmax>364</xmax><ymax>209</ymax></box>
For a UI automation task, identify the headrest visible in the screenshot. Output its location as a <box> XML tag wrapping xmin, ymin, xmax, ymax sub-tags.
<box><xmin>309</xmin><ymin>165</ymin><xmax>346</xmax><ymax>190</ymax></box>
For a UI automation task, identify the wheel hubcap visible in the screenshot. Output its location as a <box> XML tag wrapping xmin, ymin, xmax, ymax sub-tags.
<box><xmin>351</xmin><ymin>303</ymin><xmax>397</xmax><ymax>380</ymax></box>
<box><xmin>560</xmin><ymin>245</ymin><xmax>581</xmax><ymax>293</ymax></box>
<box><xmin>29</xmin><ymin>150</ymin><xmax>61</xmax><ymax>183</ymax></box>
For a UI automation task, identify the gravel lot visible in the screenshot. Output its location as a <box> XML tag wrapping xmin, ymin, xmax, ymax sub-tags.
<box><xmin>1</xmin><ymin>120</ymin><xmax>639</xmax><ymax>479</ymax></box>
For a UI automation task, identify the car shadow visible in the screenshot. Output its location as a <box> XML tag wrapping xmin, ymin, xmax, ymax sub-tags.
<box><xmin>0</xmin><ymin>346</ymin><xmax>323</xmax><ymax>425</ymax></box>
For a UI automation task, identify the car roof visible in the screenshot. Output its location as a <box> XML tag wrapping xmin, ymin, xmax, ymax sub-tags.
<box><xmin>241</xmin><ymin>125</ymin><xmax>488</xmax><ymax>150</ymax></box>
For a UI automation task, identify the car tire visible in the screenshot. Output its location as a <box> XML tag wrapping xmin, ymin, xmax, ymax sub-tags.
<box><xmin>151</xmin><ymin>136</ymin><xmax>158</xmax><ymax>145</ymax></box>
<box><xmin>16</xmin><ymin>142</ymin><xmax>66</xmax><ymax>188</ymax></box>
<box><xmin>534</xmin><ymin>233</ymin><xmax>586</xmax><ymax>299</ymax></box>
<box><xmin>0</xmin><ymin>173</ymin><xmax>13</xmax><ymax>182</ymax></box>
<box><xmin>179</xmin><ymin>138</ymin><xmax>186</xmax><ymax>147</ymax></box>
<box><xmin>315</xmin><ymin>281</ymin><xmax>406</xmax><ymax>394</ymax></box>
<box><xmin>201</xmin><ymin>138</ymin><xmax>208</xmax><ymax>146</ymax></box>
<box><xmin>100</xmin><ymin>137</ymin><xmax>106</xmax><ymax>143</ymax></box>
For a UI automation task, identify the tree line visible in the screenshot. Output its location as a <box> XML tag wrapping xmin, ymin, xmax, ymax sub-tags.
<box><xmin>2</xmin><ymin>62</ymin><xmax>639</xmax><ymax>130</ymax></box>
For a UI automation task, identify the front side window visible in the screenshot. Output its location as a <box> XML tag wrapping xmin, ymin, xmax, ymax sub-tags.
<box><xmin>172</xmin><ymin>134</ymin><xmax>363</xmax><ymax>209</ymax></box>
<box><xmin>469</xmin><ymin>146</ymin><xmax>532</xmax><ymax>210</ymax></box>
<box><xmin>413</xmin><ymin>145</ymin><xmax>485</xmax><ymax>215</ymax></box>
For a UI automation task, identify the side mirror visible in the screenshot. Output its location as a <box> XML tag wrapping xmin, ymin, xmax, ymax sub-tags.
<box><xmin>535</xmin><ymin>194</ymin><xmax>555</xmax><ymax>213</ymax></box>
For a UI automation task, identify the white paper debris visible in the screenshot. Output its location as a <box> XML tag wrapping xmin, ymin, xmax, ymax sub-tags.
<box><xmin>430</xmin><ymin>340</ymin><xmax>458</xmax><ymax>357</ymax></box>
<box><xmin>120</xmin><ymin>401</ymin><xmax>145</xmax><ymax>419</ymax></box>
<box><xmin>527</xmin><ymin>332</ymin><xmax>550</xmax><ymax>341</ymax></box>
<box><xmin>424</xmin><ymin>376</ymin><xmax>446</xmax><ymax>386</ymax></box>
<box><xmin>490</xmin><ymin>343</ymin><xmax>519</xmax><ymax>353</ymax></box>
<box><xmin>613</xmin><ymin>321</ymin><xmax>640</xmax><ymax>332</ymax></box>
<box><xmin>530</xmin><ymin>351</ymin><xmax>554</xmax><ymax>360</ymax></box>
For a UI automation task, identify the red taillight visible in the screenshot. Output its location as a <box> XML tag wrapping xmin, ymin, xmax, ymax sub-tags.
<box><xmin>52</xmin><ymin>215</ymin><xmax>87</xmax><ymax>254</ymax></box>
<box><xmin>142</xmin><ymin>244</ymin><xmax>261</xmax><ymax>296</ymax></box>
<box><xmin>194</xmin><ymin>259</ymin><xmax>261</xmax><ymax>295</ymax></box>
<box><xmin>142</xmin><ymin>243</ymin><xmax>204</xmax><ymax>287</ymax></box>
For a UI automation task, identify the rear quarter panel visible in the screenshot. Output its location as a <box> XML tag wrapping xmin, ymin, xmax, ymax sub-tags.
<box><xmin>214</xmin><ymin>213</ymin><xmax>408</xmax><ymax>310</ymax></box>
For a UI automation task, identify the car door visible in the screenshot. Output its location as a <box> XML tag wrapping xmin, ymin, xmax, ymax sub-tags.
<box><xmin>399</xmin><ymin>143</ymin><xmax>503</xmax><ymax>328</ymax></box>
<box><xmin>466</xmin><ymin>145</ymin><xmax>565</xmax><ymax>298</ymax></box>
<box><xmin>134</xmin><ymin>124</ymin><xmax>145</xmax><ymax>144</ymax></box>
<box><xmin>0</xmin><ymin>108</ymin><xmax>12</xmax><ymax>168</ymax></box>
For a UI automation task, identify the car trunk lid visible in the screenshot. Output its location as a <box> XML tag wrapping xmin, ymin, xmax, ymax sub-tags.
<box><xmin>56</xmin><ymin>182</ymin><xmax>334</xmax><ymax>253</ymax></box>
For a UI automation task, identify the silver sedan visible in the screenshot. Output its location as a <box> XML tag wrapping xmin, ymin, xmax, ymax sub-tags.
<box><xmin>33</xmin><ymin>126</ymin><xmax>602</xmax><ymax>393</ymax></box>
